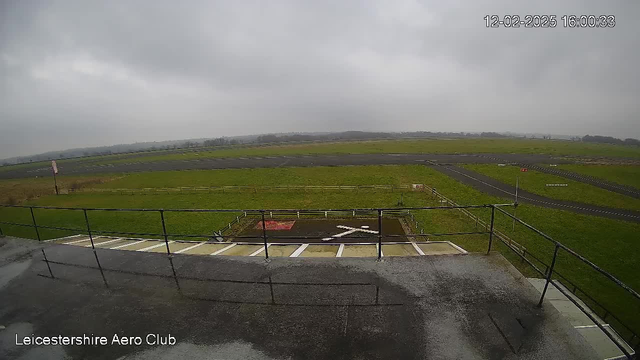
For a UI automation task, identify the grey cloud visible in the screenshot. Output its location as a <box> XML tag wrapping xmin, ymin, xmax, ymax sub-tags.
<box><xmin>1</xmin><ymin>0</ymin><xmax>639</xmax><ymax>158</ymax></box>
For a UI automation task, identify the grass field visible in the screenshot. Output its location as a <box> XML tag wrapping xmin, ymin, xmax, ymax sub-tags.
<box><xmin>5</xmin><ymin>138</ymin><xmax>640</xmax><ymax>174</ymax></box>
<box><xmin>557</xmin><ymin>164</ymin><xmax>640</xmax><ymax>190</ymax></box>
<box><xmin>462</xmin><ymin>164</ymin><xmax>640</xmax><ymax>211</ymax></box>
<box><xmin>93</xmin><ymin>138</ymin><xmax>640</xmax><ymax>165</ymax></box>
<box><xmin>1</xmin><ymin>164</ymin><xmax>639</xmax><ymax>340</ymax></box>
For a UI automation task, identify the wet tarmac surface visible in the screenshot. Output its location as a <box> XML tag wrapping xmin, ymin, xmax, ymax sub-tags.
<box><xmin>0</xmin><ymin>237</ymin><xmax>599</xmax><ymax>360</ymax></box>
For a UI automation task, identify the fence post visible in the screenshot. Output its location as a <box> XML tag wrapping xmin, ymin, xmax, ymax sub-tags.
<box><xmin>83</xmin><ymin>209</ymin><xmax>95</xmax><ymax>249</ymax></box>
<box><xmin>261</xmin><ymin>211</ymin><xmax>269</xmax><ymax>260</ymax></box>
<box><xmin>538</xmin><ymin>244</ymin><xmax>560</xmax><ymax>307</ymax></box>
<box><xmin>29</xmin><ymin>207</ymin><xmax>42</xmax><ymax>242</ymax></box>
<box><xmin>0</xmin><ymin>222</ymin><xmax>4</xmax><ymax>237</ymax></box>
<box><xmin>377</xmin><ymin>209</ymin><xmax>383</xmax><ymax>260</ymax></box>
<box><xmin>160</xmin><ymin>210</ymin><xmax>171</xmax><ymax>255</ymax></box>
<box><xmin>41</xmin><ymin>249</ymin><xmax>54</xmax><ymax>278</ymax></box>
<box><xmin>486</xmin><ymin>206</ymin><xmax>495</xmax><ymax>254</ymax></box>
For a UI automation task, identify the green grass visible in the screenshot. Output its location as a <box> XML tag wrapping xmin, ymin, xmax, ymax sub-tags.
<box><xmin>557</xmin><ymin>164</ymin><xmax>640</xmax><ymax>190</ymax></box>
<box><xmin>0</xmin><ymin>176</ymin><xmax>116</xmax><ymax>205</ymax></box>
<box><xmin>1</xmin><ymin>165</ymin><xmax>639</xmax><ymax>340</ymax></box>
<box><xmin>95</xmin><ymin>165</ymin><xmax>435</xmax><ymax>189</ymax></box>
<box><xmin>462</xmin><ymin>164</ymin><xmax>640</xmax><ymax>211</ymax></box>
<box><xmin>90</xmin><ymin>138</ymin><xmax>640</xmax><ymax>165</ymax></box>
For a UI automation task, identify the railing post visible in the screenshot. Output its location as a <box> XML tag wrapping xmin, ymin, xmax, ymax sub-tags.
<box><xmin>377</xmin><ymin>209</ymin><xmax>383</xmax><ymax>260</ymax></box>
<box><xmin>41</xmin><ymin>249</ymin><xmax>54</xmax><ymax>278</ymax></box>
<box><xmin>486</xmin><ymin>206</ymin><xmax>495</xmax><ymax>254</ymax></box>
<box><xmin>83</xmin><ymin>209</ymin><xmax>95</xmax><ymax>249</ymax></box>
<box><xmin>261</xmin><ymin>211</ymin><xmax>269</xmax><ymax>260</ymax></box>
<box><xmin>29</xmin><ymin>207</ymin><xmax>41</xmax><ymax>242</ymax></box>
<box><xmin>538</xmin><ymin>244</ymin><xmax>560</xmax><ymax>307</ymax></box>
<box><xmin>160</xmin><ymin>210</ymin><xmax>171</xmax><ymax>255</ymax></box>
<box><xmin>0</xmin><ymin>222</ymin><xmax>4</xmax><ymax>237</ymax></box>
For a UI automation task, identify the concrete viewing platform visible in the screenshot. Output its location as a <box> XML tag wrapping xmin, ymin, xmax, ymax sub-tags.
<box><xmin>0</xmin><ymin>236</ymin><xmax>600</xmax><ymax>359</ymax></box>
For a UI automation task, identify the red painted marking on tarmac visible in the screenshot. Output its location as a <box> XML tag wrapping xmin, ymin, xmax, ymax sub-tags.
<box><xmin>255</xmin><ymin>220</ymin><xmax>296</xmax><ymax>230</ymax></box>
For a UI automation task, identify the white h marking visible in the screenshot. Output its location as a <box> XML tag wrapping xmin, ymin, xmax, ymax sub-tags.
<box><xmin>322</xmin><ymin>225</ymin><xmax>378</xmax><ymax>241</ymax></box>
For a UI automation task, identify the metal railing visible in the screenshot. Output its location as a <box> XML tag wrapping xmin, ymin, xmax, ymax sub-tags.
<box><xmin>0</xmin><ymin>203</ymin><xmax>506</xmax><ymax>258</ymax></box>
<box><xmin>0</xmin><ymin>201</ymin><xmax>638</xmax><ymax>357</ymax></box>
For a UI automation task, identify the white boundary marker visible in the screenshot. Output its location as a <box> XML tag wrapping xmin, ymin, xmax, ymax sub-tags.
<box><xmin>138</xmin><ymin>241</ymin><xmax>174</xmax><ymax>252</ymax></box>
<box><xmin>88</xmin><ymin>238</ymin><xmax>123</xmax><ymax>247</ymax></box>
<box><xmin>175</xmin><ymin>242</ymin><xmax>205</xmax><ymax>254</ymax></box>
<box><xmin>64</xmin><ymin>237</ymin><xmax>93</xmax><ymax>245</ymax></box>
<box><xmin>249</xmin><ymin>244</ymin><xmax>271</xmax><ymax>256</ymax></box>
<box><xmin>336</xmin><ymin>244</ymin><xmax>345</xmax><ymax>257</ymax></box>
<box><xmin>411</xmin><ymin>242</ymin><xmax>425</xmax><ymax>256</ymax></box>
<box><xmin>290</xmin><ymin>244</ymin><xmax>309</xmax><ymax>257</ymax></box>
<box><xmin>111</xmin><ymin>240</ymin><xmax>146</xmax><ymax>249</ymax></box>
<box><xmin>210</xmin><ymin>243</ymin><xmax>236</xmax><ymax>255</ymax></box>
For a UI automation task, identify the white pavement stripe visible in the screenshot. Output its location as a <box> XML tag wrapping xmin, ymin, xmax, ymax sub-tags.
<box><xmin>64</xmin><ymin>237</ymin><xmax>93</xmax><ymax>245</ymax></box>
<box><xmin>88</xmin><ymin>238</ymin><xmax>123</xmax><ymax>247</ymax></box>
<box><xmin>290</xmin><ymin>244</ymin><xmax>309</xmax><ymax>257</ymax></box>
<box><xmin>111</xmin><ymin>240</ymin><xmax>146</xmax><ymax>249</ymax></box>
<box><xmin>249</xmin><ymin>244</ymin><xmax>270</xmax><ymax>256</ymax></box>
<box><xmin>46</xmin><ymin>234</ymin><xmax>83</xmax><ymax>243</ymax></box>
<box><xmin>174</xmin><ymin>242</ymin><xmax>205</xmax><ymax>254</ymax></box>
<box><xmin>336</xmin><ymin>244</ymin><xmax>345</xmax><ymax>257</ymax></box>
<box><xmin>138</xmin><ymin>241</ymin><xmax>174</xmax><ymax>252</ymax></box>
<box><xmin>210</xmin><ymin>243</ymin><xmax>236</xmax><ymax>255</ymax></box>
<box><xmin>411</xmin><ymin>242</ymin><xmax>425</xmax><ymax>256</ymax></box>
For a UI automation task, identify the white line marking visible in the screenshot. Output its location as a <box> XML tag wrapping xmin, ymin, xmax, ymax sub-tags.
<box><xmin>249</xmin><ymin>244</ymin><xmax>271</xmax><ymax>256</ymax></box>
<box><xmin>210</xmin><ymin>243</ymin><xmax>236</xmax><ymax>255</ymax></box>
<box><xmin>411</xmin><ymin>242</ymin><xmax>425</xmax><ymax>256</ymax></box>
<box><xmin>46</xmin><ymin>234</ymin><xmax>84</xmax><ymax>243</ymax></box>
<box><xmin>447</xmin><ymin>241</ymin><xmax>469</xmax><ymax>255</ymax></box>
<box><xmin>138</xmin><ymin>241</ymin><xmax>174</xmax><ymax>252</ymax></box>
<box><xmin>336</xmin><ymin>244</ymin><xmax>345</xmax><ymax>257</ymax></box>
<box><xmin>574</xmin><ymin>324</ymin><xmax>610</xmax><ymax>329</ymax></box>
<box><xmin>64</xmin><ymin>237</ymin><xmax>92</xmax><ymax>245</ymax></box>
<box><xmin>290</xmin><ymin>244</ymin><xmax>309</xmax><ymax>257</ymax></box>
<box><xmin>175</xmin><ymin>242</ymin><xmax>205</xmax><ymax>254</ymax></box>
<box><xmin>88</xmin><ymin>238</ymin><xmax>123</xmax><ymax>247</ymax></box>
<box><xmin>111</xmin><ymin>240</ymin><xmax>146</xmax><ymax>249</ymax></box>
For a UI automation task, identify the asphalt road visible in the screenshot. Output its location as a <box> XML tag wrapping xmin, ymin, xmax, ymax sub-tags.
<box><xmin>0</xmin><ymin>237</ymin><xmax>598</xmax><ymax>360</ymax></box>
<box><xmin>0</xmin><ymin>153</ymin><xmax>567</xmax><ymax>179</ymax></box>
<box><xmin>430</xmin><ymin>164</ymin><xmax>640</xmax><ymax>223</ymax></box>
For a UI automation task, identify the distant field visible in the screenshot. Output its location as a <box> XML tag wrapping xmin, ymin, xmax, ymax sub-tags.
<box><xmin>557</xmin><ymin>164</ymin><xmax>640</xmax><ymax>190</ymax></box>
<box><xmin>1</xmin><ymin>164</ymin><xmax>638</xmax><ymax>338</ymax></box>
<box><xmin>93</xmin><ymin>138</ymin><xmax>640</xmax><ymax>165</ymax></box>
<box><xmin>5</xmin><ymin>138</ymin><xmax>640</xmax><ymax>175</ymax></box>
<box><xmin>462</xmin><ymin>164</ymin><xmax>640</xmax><ymax>212</ymax></box>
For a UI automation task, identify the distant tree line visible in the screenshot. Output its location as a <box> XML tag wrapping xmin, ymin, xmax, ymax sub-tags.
<box><xmin>582</xmin><ymin>135</ymin><xmax>640</xmax><ymax>146</ymax></box>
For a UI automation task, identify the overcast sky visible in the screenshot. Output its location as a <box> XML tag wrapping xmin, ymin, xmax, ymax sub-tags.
<box><xmin>1</xmin><ymin>1</ymin><xmax>639</xmax><ymax>158</ymax></box>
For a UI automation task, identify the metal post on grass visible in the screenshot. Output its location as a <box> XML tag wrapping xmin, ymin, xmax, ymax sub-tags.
<box><xmin>261</xmin><ymin>211</ymin><xmax>269</xmax><ymax>260</ymax></box>
<box><xmin>83</xmin><ymin>209</ymin><xmax>95</xmax><ymax>249</ymax></box>
<box><xmin>538</xmin><ymin>244</ymin><xmax>560</xmax><ymax>307</ymax></box>
<box><xmin>30</xmin><ymin>207</ymin><xmax>41</xmax><ymax>242</ymax></box>
<box><xmin>160</xmin><ymin>210</ymin><xmax>171</xmax><ymax>255</ymax></box>
<box><xmin>486</xmin><ymin>205</ymin><xmax>495</xmax><ymax>255</ymax></box>
<box><xmin>377</xmin><ymin>209</ymin><xmax>383</xmax><ymax>260</ymax></box>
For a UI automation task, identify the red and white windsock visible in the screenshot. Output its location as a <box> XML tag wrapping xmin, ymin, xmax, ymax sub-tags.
<box><xmin>51</xmin><ymin>160</ymin><xmax>58</xmax><ymax>174</ymax></box>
